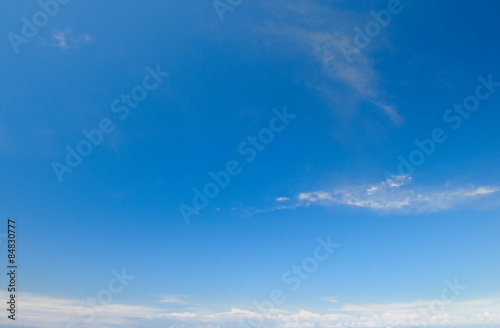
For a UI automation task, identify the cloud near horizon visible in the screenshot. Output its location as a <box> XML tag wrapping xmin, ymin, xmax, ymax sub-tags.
<box><xmin>2</xmin><ymin>291</ymin><xmax>499</xmax><ymax>328</ymax></box>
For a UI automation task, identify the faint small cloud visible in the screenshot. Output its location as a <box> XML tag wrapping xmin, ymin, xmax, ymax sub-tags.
<box><xmin>50</xmin><ymin>28</ymin><xmax>93</xmax><ymax>50</ymax></box>
<box><xmin>159</xmin><ymin>295</ymin><xmax>198</xmax><ymax>306</ymax></box>
<box><xmin>160</xmin><ymin>297</ymin><xmax>189</xmax><ymax>304</ymax></box>
<box><xmin>321</xmin><ymin>297</ymin><xmax>339</xmax><ymax>304</ymax></box>
<box><xmin>276</xmin><ymin>197</ymin><xmax>290</xmax><ymax>202</ymax></box>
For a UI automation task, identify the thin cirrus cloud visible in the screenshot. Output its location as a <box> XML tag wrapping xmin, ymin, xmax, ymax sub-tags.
<box><xmin>278</xmin><ymin>175</ymin><xmax>499</xmax><ymax>213</ymax></box>
<box><xmin>321</xmin><ymin>296</ymin><xmax>340</xmax><ymax>303</ymax></box>
<box><xmin>254</xmin><ymin>1</ymin><xmax>404</xmax><ymax>124</ymax></box>
<box><xmin>159</xmin><ymin>295</ymin><xmax>198</xmax><ymax>305</ymax></box>
<box><xmin>2</xmin><ymin>291</ymin><xmax>499</xmax><ymax>328</ymax></box>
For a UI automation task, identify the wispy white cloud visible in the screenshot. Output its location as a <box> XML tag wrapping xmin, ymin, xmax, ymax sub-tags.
<box><xmin>159</xmin><ymin>295</ymin><xmax>197</xmax><ymax>305</ymax></box>
<box><xmin>2</xmin><ymin>291</ymin><xmax>499</xmax><ymax>328</ymax></box>
<box><xmin>159</xmin><ymin>297</ymin><xmax>187</xmax><ymax>304</ymax></box>
<box><xmin>50</xmin><ymin>28</ymin><xmax>92</xmax><ymax>50</ymax></box>
<box><xmin>279</xmin><ymin>175</ymin><xmax>499</xmax><ymax>213</ymax></box>
<box><xmin>321</xmin><ymin>296</ymin><xmax>339</xmax><ymax>304</ymax></box>
<box><xmin>256</xmin><ymin>1</ymin><xmax>403</xmax><ymax>124</ymax></box>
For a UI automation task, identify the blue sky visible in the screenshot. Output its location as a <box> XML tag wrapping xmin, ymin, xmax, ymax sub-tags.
<box><xmin>1</xmin><ymin>0</ymin><xmax>500</xmax><ymax>327</ymax></box>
